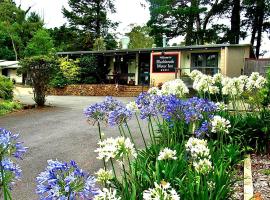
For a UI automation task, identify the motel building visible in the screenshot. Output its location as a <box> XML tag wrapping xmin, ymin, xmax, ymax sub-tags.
<box><xmin>57</xmin><ymin>44</ymin><xmax>253</xmax><ymax>87</ymax></box>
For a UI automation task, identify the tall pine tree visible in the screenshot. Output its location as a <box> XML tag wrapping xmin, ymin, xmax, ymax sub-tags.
<box><xmin>146</xmin><ymin>0</ymin><xmax>230</xmax><ymax>46</ymax></box>
<box><xmin>62</xmin><ymin>0</ymin><xmax>117</xmax><ymax>49</ymax></box>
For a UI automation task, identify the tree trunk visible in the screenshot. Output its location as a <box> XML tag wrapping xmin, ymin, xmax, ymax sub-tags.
<box><xmin>185</xmin><ymin>0</ymin><xmax>196</xmax><ymax>45</ymax></box>
<box><xmin>9</xmin><ymin>33</ymin><xmax>18</xmax><ymax>61</ymax></box>
<box><xmin>255</xmin><ymin>0</ymin><xmax>265</xmax><ymax>58</ymax></box>
<box><xmin>96</xmin><ymin>0</ymin><xmax>101</xmax><ymax>38</ymax></box>
<box><xmin>230</xmin><ymin>0</ymin><xmax>241</xmax><ymax>44</ymax></box>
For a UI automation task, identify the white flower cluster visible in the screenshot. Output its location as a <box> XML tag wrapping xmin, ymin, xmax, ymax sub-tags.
<box><xmin>143</xmin><ymin>181</ymin><xmax>180</xmax><ymax>200</ymax></box>
<box><xmin>158</xmin><ymin>148</ymin><xmax>177</xmax><ymax>161</ymax></box>
<box><xmin>148</xmin><ymin>87</ymin><xmax>162</xmax><ymax>95</ymax></box>
<box><xmin>210</xmin><ymin>115</ymin><xmax>231</xmax><ymax>134</ymax></box>
<box><xmin>185</xmin><ymin>137</ymin><xmax>212</xmax><ymax>174</ymax></box>
<box><xmin>94</xmin><ymin>188</ymin><xmax>121</xmax><ymax>200</ymax></box>
<box><xmin>95</xmin><ymin>137</ymin><xmax>137</xmax><ymax>162</ymax></box>
<box><xmin>185</xmin><ymin>137</ymin><xmax>210</xmax><ymax>160</ymax></box>
<box><xmin>221</xmin><ymin>77</ymin><xmax>245</xmax><ymax>96</ymax></box>
<box><xmin>189</xmin><ymin>70</ymin><xmax>220</xmax><ymax>94</ymax></box>
<box><xmin>161</xmin><ymin>79</ymin><xmax>189</xmax><ymax>98</ymax></box>
<box><xmin>246</xmin><ymin>72</ymin><xmax>267</xmax><ymax>92</ymax></box>
<box><xmin>189</xmin><ymin>70</ymin><xmax>267</xmax><ymax>97</ymax></box>
<box><xmin>95</xmin><ymin>168</ymin><xmax>113</xmax><ymax>184</ymax></box>
<box><xmin>126</xmin><ymin>101</ymin><xmax>139</xmax><ymax>112</ymax></box>
<box><xmin>215</xmin><ymin>102</ymin><xmax>228</xmax><ymax>111</ymax></box>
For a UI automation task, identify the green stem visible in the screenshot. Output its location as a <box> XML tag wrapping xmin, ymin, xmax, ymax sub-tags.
<box><xmin>0</xmin><ymin>158</ymin><xmax>10</xmax><ymax>200</ymax></box>
<box><xmin>124</xmin><ymin>122</ymin><xmax>138</xmax><ymax>151</ymax></box>
<box><xmin>135</xmin><ymin>113</ymin><xmax>147</xmax><ymax>149</ymax></box>
<box><xmin>97</xmin><ymin>122</ymin><xmax>107</xmax><ymax>170</ymax></box>
<box><xmin>110</xmin><ymin>158</ymin><xmax>117</xmax><ymax>180</ymax></box>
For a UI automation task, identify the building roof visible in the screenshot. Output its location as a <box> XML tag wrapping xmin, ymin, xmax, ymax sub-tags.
<box><xmin>0</xmin><ymin>60</ymin><xmax>20</xmax><ymax>69</ymax></box>
<box><xmin>57</xmin><ymin>44</ymin><xmax>252</xmax><ymax>56</ymax></box>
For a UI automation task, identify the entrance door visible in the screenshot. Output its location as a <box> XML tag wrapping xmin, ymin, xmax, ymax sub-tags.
<box><xmin>191</xmin><ymin>53</ymin><xmax>218</xmax><ymax>75</ymax></box>
<box><xmin>139</xmin><ymin>53</ymin><xmax>150</xmax><ymax>85</ymax></box>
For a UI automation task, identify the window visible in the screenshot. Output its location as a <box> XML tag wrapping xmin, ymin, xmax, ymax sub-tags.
<box><xmin>191</xmin><ymin>53</ymin><xmax>218</xmax><ymax>75</ymax></box>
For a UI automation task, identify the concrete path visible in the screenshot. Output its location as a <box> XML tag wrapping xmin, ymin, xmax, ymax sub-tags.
<box><xmin>0</xmin><ymin>89</ymin><xmax>142</xmax><ymax>199</ymax></box>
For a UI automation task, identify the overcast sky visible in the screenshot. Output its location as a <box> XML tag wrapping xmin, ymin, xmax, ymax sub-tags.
<box><xmin>15</xmin><ymin>0</ymin><xmax>269</xmax><ymax>56</ymax></box>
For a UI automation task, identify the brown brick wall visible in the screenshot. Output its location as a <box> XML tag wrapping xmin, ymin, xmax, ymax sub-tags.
<box><xmin>47</xmin><ymin>84</ymin><xmax>149</xmax><ymax>97</ymax></box>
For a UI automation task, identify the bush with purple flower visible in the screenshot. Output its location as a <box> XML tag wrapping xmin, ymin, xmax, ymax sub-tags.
<box><xmin>36</xmin><ymin>160</ymin><xmax>100</xmax><ymax>199</ymax></box>
<box><xmin>0</xmin><ymin>128</ymin><xmax>28</xmax><ymax>199</ymax></box>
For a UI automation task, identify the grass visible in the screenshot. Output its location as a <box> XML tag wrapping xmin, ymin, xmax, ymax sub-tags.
<box><xmin>259</xmin><ymin>169</ymin><xmax>270</xmax><ymax>176</ymax></box>
<box><xmin>0</xmin><ymin>99</ymin><xmax>22</xmax><ymax>116</ymax></box>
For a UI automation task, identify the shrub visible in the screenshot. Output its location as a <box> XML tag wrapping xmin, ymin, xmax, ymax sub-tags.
<box><xmin>0</xmin><ymin>75</ymin><xmax>14</xmax><ymax>100</ymax></box>
<box><xmin>78</xmin><ymin>55</ymin><xmax>109</xmax><ymax>84</ymax></box>
<box><xmin>0</xmin><ymin>100</ymin><xmax>22</xmax><ymax>115</ymax></box>
<box><xmin>50</xmin><ymin>57</ymin><xmax>80</xmax><ymax>88</ymax></box>
<box><xmin>19</xmin><ymin>55</ymin><xmax>56</xmax><ymax>106</ymax></box>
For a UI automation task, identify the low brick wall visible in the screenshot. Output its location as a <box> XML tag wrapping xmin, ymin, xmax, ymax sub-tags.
<box><xmin>48</xmin><ymin>84</ymin><xmax>149</xmax><ymax>97</ymax></box>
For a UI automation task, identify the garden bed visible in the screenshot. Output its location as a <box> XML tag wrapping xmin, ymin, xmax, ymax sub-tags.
<box><xmin>251</xmin><ymin>154</ymin><xmax>270</xmax><ymax>199</ymax></box>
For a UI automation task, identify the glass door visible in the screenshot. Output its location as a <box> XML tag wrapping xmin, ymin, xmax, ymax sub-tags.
<box><xmin>191</xmin><ymin>53</ymin><xmax>218</xmax><ymax>75</ymax></box>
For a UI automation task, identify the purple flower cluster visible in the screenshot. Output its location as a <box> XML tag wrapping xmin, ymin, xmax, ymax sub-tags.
<box><xmin>135</xmin><ymin>92</ymin><xmax>160</xmax><ymax>119</ymax></box>
<box><xmin>1</xmin><ymin>158</ymin><xmax>22</xmax><ymax>181</ymax></box>
<box><xmin>36</xmin><ymin>160</ymin><xmax>100</xmax><ymax>199</ymax></box>
<box><xmin>84</xmin><ymin>97</ymin><xmax>133</xmax><ymax>127</ymax></box>
<box><xmin>0</xmin><ymin>128</ymin><xmax>28</xmax><ymax>159</ymax></box>
<box><xmin>0</xmin><ymin>128</ymin><xmax>28</xmax><ymax>186</ymax></box>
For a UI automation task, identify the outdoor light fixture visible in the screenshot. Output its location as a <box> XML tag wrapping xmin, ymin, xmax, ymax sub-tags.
<box><xmin>121</xmin><ymin>56</ymin><xmax>124</xmax><ymax>62</ymax></box>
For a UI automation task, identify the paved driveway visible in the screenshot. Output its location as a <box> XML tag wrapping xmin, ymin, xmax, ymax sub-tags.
<box><xmin>0</xmin><ymin>91</ymin><xmax>141</xmax><ymax>199</ymax></box>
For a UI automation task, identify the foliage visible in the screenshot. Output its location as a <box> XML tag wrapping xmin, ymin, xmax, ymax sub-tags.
<box><xmin>93</xmin><ymin>37</ymin><xmax>106</xmax><ymax>51</ymax></box>
<box><xmin>19</xmin><ymin>56</ymin><xmax>56</xmax><ymax>106</ymax></box>
<box><xmin>0</xmin><ymin>1</ymin><xmax>43</xmax><ymax>60</ymax></box>
<box><xmin>146</xmin><ymin>0</ymin><xmax>231</xmax><ymax>46</ymax></box>
<box><xmin>127</xmin><ymin>25</ymin><xmax>155</xmax><ymax>49</ymax></box>
<box><xmin>260</xmin><ymin>68</ymin><xmax>270</xmax><ymax>107</ymax></box>
<box><xmin>104</xmin><ymin>33</ymin><xmax>118</xmax><ymax>50</ymax></box>
<box><xmin>228</xmin><ymin>110</ymin><xmax>270</xmax><ymax>154</ymax></box>
<box><xmin>24</xmin><ymin>29</ymin><xmax>54</xmax><ymax>57</ymax></box>
<box><xmin>78</xmin><ymin>55</ymin><xmax>108</xmax><ymax>84</ymax></box>
<box><xmin>0</xmin><ymin>100</ymin><xmax>22</xmax><ymax>116</ymax></box>
<box><xmin>50</xmin><ymin>57</ymin><xmax>80</xmax><ymax>88</ymax></box>
<box><xmin>0</xmin><ymin>75</ymin><xmax>14</xmax><ymax>100</ymax></box>
<box><xmin>62</xmin><ymin>0</ymin><xmax>117</xmax><ymax>48</ymax></box>
<box><xmin>242</xmin><ymin>0</ymin><xmax>270</xmax><ymax>57</ymax></box>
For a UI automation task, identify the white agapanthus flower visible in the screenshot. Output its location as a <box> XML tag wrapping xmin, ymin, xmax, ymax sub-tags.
<box><xmin>193</xmin><ymin>158</ymin><xmax>212</xmax><ymax>174</ymax></box>
<box><xmin>210</xmin><ymin>115</ymin><xmax>231</xmax><ymax>134</ymax></box>
<box><xmin>143</xmin><ymin>182</ymin><xmax>180</xmax><ymax>200</ymax></box>
<box><xmin>94</xmin><ymin>188</ymin><xmax>121</xmax><ymax>200</ymax></box>
<box><xmin>222</xmin><ymin>77</ymin><xmax>244</xmax><ymax>96</ymax></box>
<box><xmin>126</xmin><ymin>101</ymin><xmax>139</xmax><ymax>112</ymax></box>
<box><xmin>193</xmin><ymin>74</ymin><xmax>219</xmax><ymax>94</ymax></box>
<box><xmin>116</xmin><ymin>137</ymin><xmax>137</xmax><ymax>159</ymax></box>
<box><xmin>161</xmin><ymin>79</ymin><xmax>189</xmax><ymax>98</ymax></box>
<box><xmin>215</xmin><ymin>102</ymin><xmax>228</xmax><ymax>111</ymax></box>
<box><xmin>148</xmin><ymin>87</ymin><xmax>162</xmax><ymax>95</ymax></box>
<box><xmin>95</xmin><ymin>137</ymin><xmax>118</xmax><ymax>162</ymax></box>
<box><xmin>158</xmin><ymin>148</ymin><xmax>177</xmax><ymax>161</ymax></box>
<box><xmin>95</xmin><ymin>168</ymin><xmax>113</xmax><ymax>184</ymax></box>
<box><xmin>212</xmin><ymin>73</ymin><xmax>223</xmax><ymax>83</ymax></box>
<box><xmin>189</xmin><ymin>70</ymin><xmax>203</xmax><ymax>80</ymax></box>
<box><xmin>246</xmin><ymin>72</ymin><xmax>267</xmax><ymax>92</ymax></box>
<box><xmin>95</xmin><ymin>137</ymin><xmax>137</xmax><ymax>162</ymax></box>
<box><xmin>185</xmin><ymin>137</ymin><xmax>210</xmax><ymax>160</ymax></box>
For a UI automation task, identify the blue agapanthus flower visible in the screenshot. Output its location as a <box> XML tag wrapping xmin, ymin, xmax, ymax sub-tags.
<box><xmin>36</xmin><ymin>160</ymin><xmax>100</xmax><ymax>200</ymax></box>
<box><xmin>194</xmin><ymin>121</ymin><xmax>210</xmax><ymax>137</ymax></box>
<box><xmin>135</xmin><ymin>92</ymin><xmax>160</xmax><ymax>119</ymax></box>
<box><xmin>84</xmin><ymin>97</ymin><xmax>125</xmax><ymax>125</ymax></box>
<box><xmin>0</xmin><ymin>128</ymin><xmax>28</xmax><ymax>159</ymax></box>
<box><xmin>1</xmin><ymin>158</ymin><xmax>22</xmax><ymax>182</ymax></box>
<box><xmin>108</xmin><ymin>107</ymin><xmax>132</xmax><ymax>127</ymax></box>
